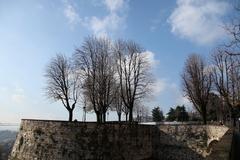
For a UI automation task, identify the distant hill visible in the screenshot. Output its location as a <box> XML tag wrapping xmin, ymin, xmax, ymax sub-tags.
<box><xmin>0</xmin><ymin>123</ymin><xmax>19</xmax><ymax>126</ymax></box>
<box><xmin>0</xmin><ymin>130</ymin><xmax>17</xmax><ymax>160</ymax></box>
<box><xmin>0</xmin><ymin>130</ymin><xmax>17</xmax><ymax>142</ymax></box>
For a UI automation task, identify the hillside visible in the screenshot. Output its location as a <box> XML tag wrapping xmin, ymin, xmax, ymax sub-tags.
<box><xmin>0</xmin><ymin>130</ymin><xmax>17</xmax><ymax>160</ymax></box>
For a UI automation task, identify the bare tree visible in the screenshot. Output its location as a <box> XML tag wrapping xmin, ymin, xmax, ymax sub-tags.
<box><xmin>212</xmin><ymin>50</ymin><xmax>240</xmax><ymax>126</ymax></box>
<box><xmin>75</xmin><ymin>36</ymin><xmax>116</xmax><ymax>123</ymax></box>
<box><xmin>114</xmin><ymin>40</ymin><xmax>152</xmax><ymax>122</ymax></box>
<box><xmin>182</xmin><ymin>54</ymin><xmax>212</xmax><ymax>124</ymax></box>
<box><xmin>45</xmin><ymin>54</ymin><xmax>81</xmax><ymax>121</ymax></box>
<box><xmin>210</xmin><ymin>2</ymin><xmax>240</xmax><ymax>125</ymax></box>
<box><xmin>122</xmin><ymin>104</ymin><xmax>129</xmax><ymax>122</ymax></box>
<box><xmin>134</xmin><ymin>102</ymin><xmax>150</xmax><ymax>122</ymax></box>
<box><xmin>223</xmin><ymin>2</ymin><xmax>240</xmax><ymax>55</ymax></box>
<box><xmin>225</xmin><ymin>21</ymin><xmax>240</xmax><ymax>53</ymax></box>
<box><xmin>206</xmin><ymin>93</ymin><xmax>228</xmax><ymax>122</ymax></box>
<box><xmin>112</xmin><ymin>84</ymin><xmax>123</xmax><ymax>122</ymax></box>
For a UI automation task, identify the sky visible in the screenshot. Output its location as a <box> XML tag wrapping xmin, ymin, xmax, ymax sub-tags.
<box><xmin>0</xmin><ymin>0</ymin><xmax>237</xmax><ymax>123</ymax></box>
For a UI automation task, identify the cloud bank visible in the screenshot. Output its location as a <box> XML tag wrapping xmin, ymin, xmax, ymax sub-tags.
<box><xmin>168</xmin><ymin>0</ymin><xmax>230</xmax><ymax>45</ymax></box>
<box><xmin>64</xmin><ymin>3</ymin><xmax>80</xmax><ymax>26</ymax></box>
<box><xmin>63</xmin><ymin>0</ymin><xmax>128</xmax><ymax>37</ymax></box>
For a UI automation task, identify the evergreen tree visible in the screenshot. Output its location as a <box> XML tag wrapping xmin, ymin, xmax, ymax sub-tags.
<box><xmin>152</xmin><ymin>107</ymin><xmax>164</xmax><ymax>122</ymax></box>
<box><xmin>166</xmin><ymin>107</ymin><xmax>176</xmax><ymax>121</ymax></box>
<box><xmin>175</xmin><ymin>105</ymin><xmax>189</xmax><ymax>122</ymax></box>
<box><xmin>166</xmin><ymin>106</ymin><xmax>189</xmax><ymax>122</ymax></box>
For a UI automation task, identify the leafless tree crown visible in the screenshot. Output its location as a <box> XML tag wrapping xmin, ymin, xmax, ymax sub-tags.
<box><xmin>212</xmin><ymin>50</ymin><xmax>240</xmax><ymax>108</ymax></box>
<box><xmin>45</xmin><ymin>54</ymin><xmax>81</xmax><ymax>121</ymax></box>
<box><xmin>182</xmin><ymin>54</ymin><xmax>212</xmax><ymax>124</ymax></box>
<box><xmin>114</xmin><ymin>40</ymin><xmax>152</xmax><ymax>122</ymax></box>
<box><xmin>74</xmin><ymin>36</ymin><xmax>116</xmax><ymax>123</ymax></box>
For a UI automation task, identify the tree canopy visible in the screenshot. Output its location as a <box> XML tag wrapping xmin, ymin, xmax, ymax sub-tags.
<box><xmin>166</xmin><ymin>105</ymin><xmax>189</xmax><ymax>122</ymax></box>
<box><xmin>152</xmin><ymin>107</ymin><xmax>164</xmax><ymax>122</ymax></box>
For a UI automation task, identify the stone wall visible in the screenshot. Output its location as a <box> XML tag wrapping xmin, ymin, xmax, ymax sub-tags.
<box><xmin>9</xmin><ymin>120</ymin><xmax>157</xmax><ymax>160</ymax></box>
<box><xmin>157</xmin><ymin>124</ymin><xmax>229</xmax><ymax>158</ymax></box>
<box><xmin>9</xmin><ymin>120</ymin><xmax>229</xmax><ymax>160</ymax></box>
<box><xmin>206</xmin><ymin>129</ymin><xmax>233</xmax><ymax>160</ymax></box>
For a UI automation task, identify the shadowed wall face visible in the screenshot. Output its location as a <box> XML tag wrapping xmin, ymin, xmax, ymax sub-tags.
<box><xmin>9</xmin><ymin>120</ymin><xmax>229</xmax><ymax>160</ymax></box>
<box><xmin>158</xmin><ymin>125</ymin><xmax>229</xmax><ymax>157</ymax></box>
<box><xmin>9</xmin><ymin>120</ymin><xmax>156</xmax><ymax>160</ymax></box>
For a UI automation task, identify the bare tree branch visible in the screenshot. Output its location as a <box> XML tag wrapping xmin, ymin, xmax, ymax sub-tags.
<box><xmin>114</xmin><ymin>40</ymin><xmax>152</xmax><ymax>122</ymax></box>
<box><xmin>44</xmin><ymin>54</ymin><xmax>82</xmax><ymax>121</ymax></box>
<box><xmin>74</xmin><ymin>36</ymin><xmax>116</xmax><ymax>123</ymax></box>
<box><xmin>212</xmin><ymin>49</ymin><xmax>240</xmax><ymax>125</ymax></box>
<box><xmin>182</xmin><ymin>54</ymin><xmax>212</xmax><ymax>124</ymax></box>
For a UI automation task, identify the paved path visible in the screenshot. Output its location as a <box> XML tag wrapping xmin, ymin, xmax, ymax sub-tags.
<box><xmin>231</xmin><ymin>131</ymin><xmax>240</xmax><ymax>160</ymax></box>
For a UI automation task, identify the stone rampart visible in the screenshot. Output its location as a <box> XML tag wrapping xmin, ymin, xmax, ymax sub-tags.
<box><xmin>9</xmin><ymin>120</ymin><xmax>157</xmax><ymax>160</ymax></box>
<box><xmin>157</xmin><ymin>124</ymin><xmax>229</xmax><ymax>157</ymax></box>
<box><xmin>9</xmin><ymin>119</ymin><xmax>229</xmax><ymax>160</ymax></box>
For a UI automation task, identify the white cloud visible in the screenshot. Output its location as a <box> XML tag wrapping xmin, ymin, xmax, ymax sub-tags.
<box><xmin>104</xmin><ymin>0</ymin><xmax>124</xmax><ymax>12</ymax></box>
<box><xmin>89</xmin><ymin>13</ymin><xmax>124</xmax><ymax>37</ymax></box>
<box><xmin>62</xmin><ymin>0</ymin><xmax>128</xmax><ymax>36</ymax></box>
<box><xmin>85</xmin><ymin>0</ymin><xmax>128</xmax><ymax>37</ymax></box>
<box><xmin>141</xmin><ymin>50</ymin><xmax>160</xmax><ymax>67</ymax></box>
<box><xmin>167</xmin><ymin>82</ymin><xmax>192</xmax><ymax>108</ymax></box>
<box><xmin>151</xmin><ymin>79</ymin><xmax>167</xmax><ymax>95</ymax></box>
<box><xmin>176</xmin><ymin>96</ymin><xmax>192</xmax><ymax>108</ymax></box>
<box><xmin>168</xmin><ymin>0</ymin><xmax>230</xmax><ymax>45</ymax></box>
<box><xmin>64</xmin><ymin>3</ymin><xmax>80</xmax><ymax>26</ymax></box>
<box><xmin>156</xmin><ymin>81</ymin><xmax>192</xmax><ymax>107</ymax></box>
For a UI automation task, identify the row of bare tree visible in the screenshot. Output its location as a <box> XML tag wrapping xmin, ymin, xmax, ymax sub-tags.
<box><xmin>182</xmin><ymin>7</ymin><xmax>240</xmax><ymax>125</ymax></box>
<box><xmin>44</xmin><ymin>36</ymin><xmax>152</xmax><ymax>123</ymax></box>
<box><xmin>182</xmin><ymin>51</ymin><xmax>240</xmax><ymax>125</ymax></box>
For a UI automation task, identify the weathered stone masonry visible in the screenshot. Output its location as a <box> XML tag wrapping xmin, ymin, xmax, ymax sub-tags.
<box><xmin>9</xmin><ymin>119</ymin><xmax>229</xmax><ymax>160</ymax></box>
<box><xmin>158</xmin><ymin>124</ymin><xmax>229</xmax><ymax>157</ymax></box>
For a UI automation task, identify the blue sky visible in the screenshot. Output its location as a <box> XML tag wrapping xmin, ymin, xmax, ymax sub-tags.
<box><xmin>0</xmin><ymin>0</ymin><xmax>235</xmax><ymax>123</ymax></box>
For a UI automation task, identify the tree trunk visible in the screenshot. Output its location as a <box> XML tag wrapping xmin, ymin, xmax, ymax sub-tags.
<box><xmin>232</xmin><ymin>110</ymin><xmax>236</xmax><ymax>127</ymax></box>
<box><xmin>233</xmin><ymin>118</ymin><xmax>236</xmax><ymax>127</ymax></box>
<box><xmin>129</xmin><ymin>107</ymin><xmax>133</xmax><ymax>122</ymax></box>
<box><xmin>231</xmin><ymin>107</ymin><xmax>237</xmax><ymax>127</ymax></box>
<box><xmin>202</xmin><ymin>108</ymin><xmax>207</xmax><ymax>125</ymax></box>
<box><xmin>96</xmin><ymin>111</ymin><xmax>101</xmax><ymax>123</ymax></box>
<box><xmin>203</xmin><ymin>116</ymin><xmax>207</xmax><ymax>125</ymax></box>
<box><xmin>125</xmin><ymin>113</ymin><xmax>128</xmax><ymax>122</ymax></box>
<box><xmin>103</xmin><ymin>113</ymin><xmax>106</xmax><ymax>123</ymax></box>
<box><xmin>99</xmin><ymin>113</ymin><xmax>102</xmax><ymax>123</ymax></box>
<box><xmin>68</xmin><ymin>109</ymin><xmax>73</xmax><ymax>122</ymax></box>
<box><xmin>118</xmin><ymin>113</ymin><xmax>121</xmax><ymax>122</ymax></box>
